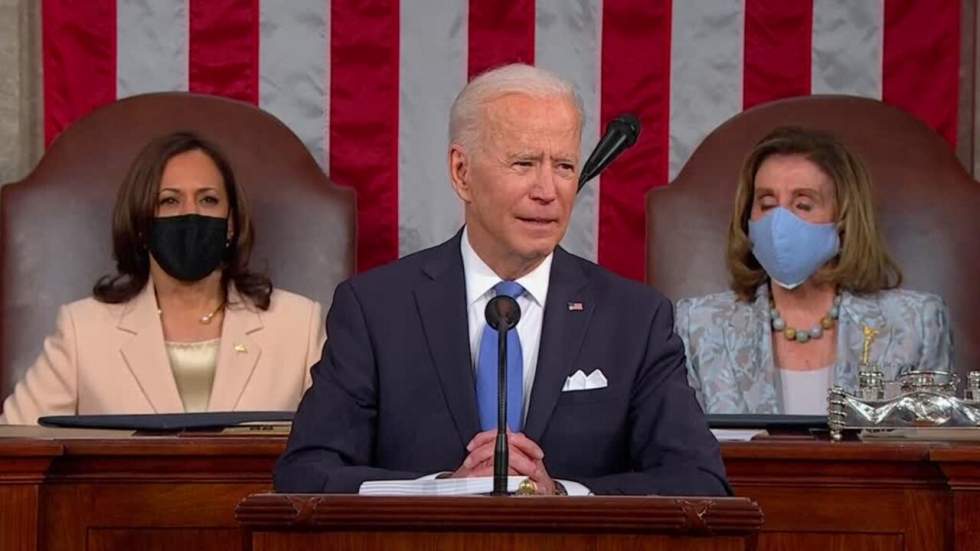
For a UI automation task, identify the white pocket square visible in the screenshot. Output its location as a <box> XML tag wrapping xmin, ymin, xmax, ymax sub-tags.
<box><xmin>561</xmin><ymin>369</ymin><xmax>608</xmax><ymax>392</ymax></box>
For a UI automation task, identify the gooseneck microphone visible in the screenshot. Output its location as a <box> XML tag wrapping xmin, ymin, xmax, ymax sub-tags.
<box><xmin>577</xmin><ymin>114</ymin><xmax>642</xmax><ymax>192</ymax></box>
<box><xmin>484</xmin><ymin>294</ymin><xmax>522</xmax><ymax>496</ymax></box>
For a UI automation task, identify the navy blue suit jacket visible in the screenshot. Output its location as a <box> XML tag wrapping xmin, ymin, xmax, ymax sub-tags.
<box><xmin>275</xmin><ymin>232</ymin><xmax>729</xmax><ymax>495</ymax></box>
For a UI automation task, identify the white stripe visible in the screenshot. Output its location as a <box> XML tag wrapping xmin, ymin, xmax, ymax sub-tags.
<box><xmin>536</xmin><ymin>0</ymin><xmax>602</xmax><ymax>262</ymax></box>
<box><xmin>398</xmin><ymin>0</ymin><xmax>468</xmax><ymax>256</ymax></box>
<box><xmin>668</xmin><ymin>1</ymin><xmax>745</xmax><ymax>181</ymax></box>
<box><xmin>258</xmin><ymin>0</ymin><xmax>329</xmax><ymax>166</ymax></box>
<box><xmin>811</xmin><ymin>0</ymin><xmax>884</xmax><ymax>98</ymax></box>
<box><xmin>116</xmin><ymin>0</ymin><xmax>188</xmax><ymax>97</ymax></box>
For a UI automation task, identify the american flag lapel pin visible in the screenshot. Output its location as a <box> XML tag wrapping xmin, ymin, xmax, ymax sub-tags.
<box><xmin>567</xmin><ymin>301</ymin><xmax>584</xmax><ymax>311</ymax></box>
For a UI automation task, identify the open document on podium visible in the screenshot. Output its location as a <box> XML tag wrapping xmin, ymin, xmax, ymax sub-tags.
<box><xmin>359</xmin><ymin>476</ymin><xmax>527</xmax><ymax>496</ymax></box>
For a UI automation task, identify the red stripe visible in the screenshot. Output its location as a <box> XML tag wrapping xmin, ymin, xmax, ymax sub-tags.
<box><xmin>597</xmin><ymin>0</ymin><xmax>671</xmax><ymax>282</ymax></box>
<box><xmin>189</xmin><ymin>0</ymin><xmax>260</xmax><ymax>104</ymax></box>
<box><xmin>330</xmin><ymin>1</ymin><xmax>400</xmax><ymax>271</ymax></box>
<box><xmin>42</xmin><ymin>0</ymin><xmax>116</xmax><ymax>147</ymax></box>
<box><xmin>883</xmin><ymin>0</ymin><xmax>960</xmax><ymax>147</ymax></box>
<box><xmin>468</xmin><ymin>0</ymin><xmax>535</xmax><ymax>79</ymax></box>
<box><xmin>743</xmin><ymin>0</ymin><xmax>813</xmax><ymax>109</ymax></box>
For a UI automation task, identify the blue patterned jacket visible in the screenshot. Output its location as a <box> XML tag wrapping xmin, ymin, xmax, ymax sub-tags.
<box><xmin>675</xmin><ymin>285</ymin><xmax>953</xmax><ymax>414</ymax></box>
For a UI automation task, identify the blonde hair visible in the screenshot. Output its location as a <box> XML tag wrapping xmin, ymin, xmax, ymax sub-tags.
<box><xmin>727</xmin><ymin>127</ymin><xmax>902</xmax><ymax>301</ymax></box>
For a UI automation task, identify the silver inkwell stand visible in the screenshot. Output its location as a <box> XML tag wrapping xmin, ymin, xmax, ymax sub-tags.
<box><xmin>828</xmin><ymin>325</ymin><xmax>980</xmax><ymax>441</ymax></box>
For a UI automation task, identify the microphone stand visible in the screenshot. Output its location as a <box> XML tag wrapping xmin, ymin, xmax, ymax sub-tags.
<box><xmin>492</xmin><ymin>322</ymin><xmax>509</xmax><ymax>496</ymax></box>
<box><xmin>485</xmin><ymin>294</ymin><xmax>520</xmax><ymax>496</ymax></box>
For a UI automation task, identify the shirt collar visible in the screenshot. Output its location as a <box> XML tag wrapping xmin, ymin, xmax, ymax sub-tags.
<box><xmin>461</xmin><ymin>226</ymin><xmax>552</xmax><ymax>308</ymax></box>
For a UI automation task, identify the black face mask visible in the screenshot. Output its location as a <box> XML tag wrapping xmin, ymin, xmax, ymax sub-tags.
<box><xmin>149</xmin><ymin>214</ymin><xmax>230</xmax><ymax>282</ymax></box>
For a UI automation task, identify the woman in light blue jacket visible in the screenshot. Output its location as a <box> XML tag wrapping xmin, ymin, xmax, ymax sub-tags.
<box><xmin>677</xmin><ymin>127</ymin><xmax>952</xmax><ymax>415</ymax></box>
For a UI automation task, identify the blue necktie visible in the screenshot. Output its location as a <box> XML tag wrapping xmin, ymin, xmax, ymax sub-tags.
<box><xmin>476</xmin><ymin>281</ymin><xmax>525</xmax><ymax>432</ymax></box>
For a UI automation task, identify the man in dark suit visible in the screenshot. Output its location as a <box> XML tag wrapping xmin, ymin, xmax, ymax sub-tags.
<box><xmin>275</xmin><ymin>63</ymin><xmax>729</xmax><ymax>496</ymax></box>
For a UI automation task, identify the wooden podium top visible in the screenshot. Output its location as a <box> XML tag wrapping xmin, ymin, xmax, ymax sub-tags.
<box><xmin>236</xmin><ymin>493</ymin><xmax>763</xmax><ymax>536</ymax></box>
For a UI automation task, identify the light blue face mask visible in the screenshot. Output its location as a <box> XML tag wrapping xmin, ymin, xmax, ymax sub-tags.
<box><xmin>748</xmin><ymin>207</ymin><xmax>840</xmax><ymax>290</ymax></box>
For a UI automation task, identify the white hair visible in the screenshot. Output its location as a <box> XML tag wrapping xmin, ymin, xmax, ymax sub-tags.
<box><xmin>448</xmin><ymin>63</ymin><xmax>584</xmax><ymax>153</ymax></box>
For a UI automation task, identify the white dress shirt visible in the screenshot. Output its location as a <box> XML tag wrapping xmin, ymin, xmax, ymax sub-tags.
<box><xmin>461</xmin><ymin>227</ymin><xmax>550</xmax><ymax>422</ymax></box>
<box><xmin>452</xmin><ymin>228</ymin><xmax>590</xmax><ymax>496</ymax></box>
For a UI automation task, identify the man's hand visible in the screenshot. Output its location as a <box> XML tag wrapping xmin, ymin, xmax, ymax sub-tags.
<box><xmin>450</xmin><ymin>429</ymin><xmax>557</xmax><ymax>495</ymax></box>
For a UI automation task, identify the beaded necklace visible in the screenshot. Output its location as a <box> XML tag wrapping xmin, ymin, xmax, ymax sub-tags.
<box><xmin>770</xmin><ymin>294</ymin><xmax>841</xmax><ymax>343</ymax></box>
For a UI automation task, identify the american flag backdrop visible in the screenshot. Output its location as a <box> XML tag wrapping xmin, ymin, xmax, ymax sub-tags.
<box><xmin>41</xmin><ymin>0</ymin><xmax>963</xmax><ymax>282</ymax></box>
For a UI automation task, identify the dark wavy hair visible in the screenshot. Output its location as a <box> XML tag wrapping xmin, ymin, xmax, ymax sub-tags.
<box><xmin>93</xmin><ymin>131</ymin><xmax>273</xmax><ymax>309</ymax></box>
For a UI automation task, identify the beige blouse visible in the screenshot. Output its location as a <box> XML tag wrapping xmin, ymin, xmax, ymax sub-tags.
<box><xmin>165</xmin><ymin>339</ymin><xmax>220</xmax><ymax>413</ymax></box>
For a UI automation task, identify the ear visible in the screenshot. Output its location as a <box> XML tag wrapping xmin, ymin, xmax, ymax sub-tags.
<box><xmin>448</xmin><ymin>144</ymin><xmax>473</xmax><ymax>204</ymax></box>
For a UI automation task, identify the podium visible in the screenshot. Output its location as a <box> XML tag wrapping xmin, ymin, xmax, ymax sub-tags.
<box><xmin>235</xmin><ymin>493</ymin><xmax>763</xmax><ymax>550</ymax></box>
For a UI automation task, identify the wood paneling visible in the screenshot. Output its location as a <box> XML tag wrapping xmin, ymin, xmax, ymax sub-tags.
<box><xmin>0</xmin><ymin>435</ymin><xmax>979</xmax><ymax>550</ymax></box>
<box><xmin>756</xmin><ymin>533</ymin><xmax>902</xmax><ymax>551</ymax></box>
<box><xmin>251</xmin><ymin>532</ymin><xmax>752</xmax><ymax>551</ymax></box>
<box><xmin>0</xmin><ymin>438</ymin><xmax>58</xmax><ymax>551</ymax></box>
<box><xmin>1</xmin><ymin>485</ymin><xmax>40</xmax><ymax>551</ymax></box>
<box><xmin>726</xmin><ymin>439</ymin><xmax>952</xmax><ymax>551</ymax></box>
<box><xmin>86</xmin><ymin>529</ymin><xmax>241</xmax><ymax>551</ymax></box>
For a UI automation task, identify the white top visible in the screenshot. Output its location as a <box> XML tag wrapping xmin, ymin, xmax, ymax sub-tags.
<box><xmin>779</xmin><ymin>366</ymin><xmax>833</xmax><ymax>415</ymax></box>
<box><xmin>165</xmin><ymin>338</ymin><xmax>220</xmax><ymax>413</ymax></box>
<box><xmin>461</xmin><ymin>227</ymin><xmax>551</xmax><ymax>422</ymax></box>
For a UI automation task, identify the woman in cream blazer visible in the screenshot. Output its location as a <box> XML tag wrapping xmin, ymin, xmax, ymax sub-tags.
<box><xmin>0</xmin><ymin>131</ymin><xmax>325</xmax><ymax>424</ymax></box>
<box><xmin>0</xmin><ymin>282</ymin><xmax>323</xmax><ymax>424</ymax></box>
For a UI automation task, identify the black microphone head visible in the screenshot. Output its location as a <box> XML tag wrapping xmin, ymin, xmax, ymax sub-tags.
<box><xmin>609</xmin><ymin>113</ymin><xmax>641</xmax><ymax>147</ymax></box>
<box><xmin>485</xmin><ymin>295</ymin><xmax>521</xmax><ymax>331</ymax></box>
<box><xmin>577</xmin><ymin>113</ymin><xmax>644</xmax><ymax>191</ymax></box>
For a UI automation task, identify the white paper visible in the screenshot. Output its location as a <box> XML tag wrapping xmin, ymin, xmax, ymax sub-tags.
<box><xmin>359</xmin><ymin>476</ymin><xmax>526</xmax><ymax>496</ymax></box>
<box><xmin>710</xmin><ymin>428</ymin><xmax>767</xmax><ymax>442</ymax></box>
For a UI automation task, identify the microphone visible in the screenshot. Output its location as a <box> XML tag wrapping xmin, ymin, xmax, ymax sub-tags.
<box><xmin>484</xmin><ymin>295</ymin><xmax>522</xmax><ymax>496</ymax></box>
<box><xmin>577</xmin><ymin>114</ymin><xmax>642</xmax><ymax>192</ymax></box>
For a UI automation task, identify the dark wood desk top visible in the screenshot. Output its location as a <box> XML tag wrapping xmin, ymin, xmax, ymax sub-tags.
<box><xmin>236</xmin><ymin>493</ymin><xmax>764</xmax><ymax>536</ymax></box>
<box><xmin>1</xmin><ymin>433</ymin><xmax>978</xmax><ymax>482</ymax></box>
<box><xmin>3</xmin><ymin>432</ymin><xmax>979</xmax><ymax>457</ymax></box>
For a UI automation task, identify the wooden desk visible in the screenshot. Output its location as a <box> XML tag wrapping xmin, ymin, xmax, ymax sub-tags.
<box><xmin>235</xmin><ymin>494</ymin><xmax>763</xmax><ymax>550</ymax></box>
<box><xmin>0</xmin><ymin>435</ymin><xmax>280</xmax><ymax>551</ymax></box>
<box><xmin>725</xmin><ymin>439</ymin><xmax>955</xmax><ymax>551</ymax></box>
<box><xmin>1</xmin><ymin>434</ymin><xmax>979</xmax><ymax>550</ymax></box>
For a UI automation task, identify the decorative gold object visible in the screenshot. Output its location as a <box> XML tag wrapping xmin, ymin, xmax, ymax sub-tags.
<box><xmin>515</xmin><ymin>478</ymin><xmax>537</xmax><ymax>496</ymax></box>
<box><xmin>860</xmin><ymin>325</ymin><xmax>879</xmax><ymax>368</ymax></box>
